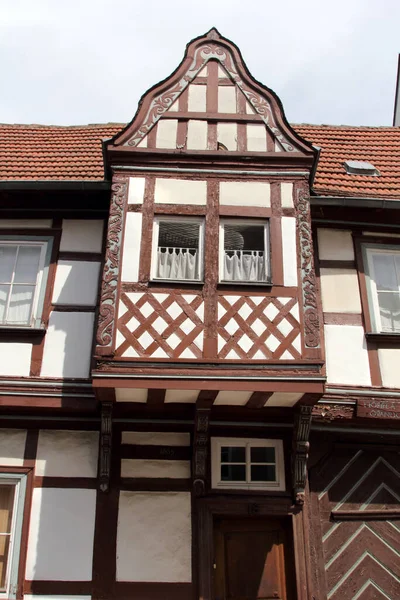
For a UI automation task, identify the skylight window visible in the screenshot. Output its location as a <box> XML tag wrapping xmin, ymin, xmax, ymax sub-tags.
<box><xmin>344</xmin><ymin>160</ymin><xmax>380</xmax><ymax>176</ymax></box>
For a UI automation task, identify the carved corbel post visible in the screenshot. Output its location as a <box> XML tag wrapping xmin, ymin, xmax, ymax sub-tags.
<box><xmin>292</xmin><ymin>404</ymin><xmax>313</xmax><ymax>505</ymax></box>
<box><xmin>192</xmin><ymin>407</ymin><xmax>210</xmax><ymax>497</ymax></box>
<box><xmin>99</xmin><ymin>401</ymin><xmax>113</xmax><ymax>492</ymax></box>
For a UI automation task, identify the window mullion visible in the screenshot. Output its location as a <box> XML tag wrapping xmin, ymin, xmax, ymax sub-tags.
<box><xmin>5</xmin><ymin>246</ymin><xmax>19</xmax><ymax>323</ymax></box>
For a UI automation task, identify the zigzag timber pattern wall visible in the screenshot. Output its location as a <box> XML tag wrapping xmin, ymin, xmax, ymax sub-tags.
<box><xmin>311</xmin><ymin>448</ymin><xmax>400</xmax><ymax>600</ymax></box>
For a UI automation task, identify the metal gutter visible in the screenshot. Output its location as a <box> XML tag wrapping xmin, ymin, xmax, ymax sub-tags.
<box><xmin>311</xmin><ymin>196</ymin><xmax>400</xmax><ymax>210</ymax></box>
<box><xmin>112</xmin><ymin>165</ymin><xmax>310</xmax><ymax>177</ymax></box>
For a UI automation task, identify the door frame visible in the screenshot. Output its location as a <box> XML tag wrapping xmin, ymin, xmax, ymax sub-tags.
<box><xmin>195</xmin><ymin>496</ymin><xmax>309</xmax><ymax>600</ymax></box>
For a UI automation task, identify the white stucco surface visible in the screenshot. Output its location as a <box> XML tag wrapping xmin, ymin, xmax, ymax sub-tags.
<box><xmin>154</xmin><ymin>178</ymin><xmax>207</xmax><ymax>205</ymax></box>
<box><xmin>217</xmin><ymin>122</ymin><xmax>237</xmax><ymax>151</ymax></box>
<box><xmin>378</xmin><ymin>348</ymin><xmax>400</xmax><ymax>388</ymax></box>
<box><xmin>218</xmin><ymin>86</ymin><xmax>237</xmax><ymax>113</ymax></box>
<box><xmin>115</xmin><ymin>388</ymin><xmax>148</xmax><ymax>403</ymax></box>
<box><xmin>281</xmin><ymin>217</ymin><xmax>298</xmax><ymax>287</ymax></box>
<box><xmin>187</xmin><ymin>120</ymin><xmax>208</xmax><ymax>150</ymax></box>
<box><xmin>41</xmin><ymin>311</ymin><xmax>94</xmax><ymax>378</ymax></box>
<box><xmin>246</xmin><ymin>124</ymin><xmax>267</xmax><ymax>152</ymax></box>
<box><xmin>317</xmin><ymin>228</ymin><xmax>354</xmax><ymax>261</ymax></box>
<box><xmin>35</xmin><ymin>430</ymin><xmax>99</xmax><ymax>477</ymax></box>
<box><xmin>121</xmin><ymin>212</ymin><xmax>142</xmax><ymax>282</ymax></box>
<box><xmin>60</xmin><ymin>220</ymin><xmax>104</xmax><ymax>253</ymax></box>
<box><xmin>121</xmin><ymin>459</ymin><xmax>190</xmax><ymax>479</ymax></box>
<box><xmin>25</xmin><ymin>488</ymin><xmax>96</xmax><ymax>580</ymax></box>
<box><xmin>188</xmin><ymin>84</ymin><xmax>206</xmax><ymax>112</ymax></box>
<box><xmin>219</xmin><ymin>181</ymin><xmax>270</xmax><ymax>207</ymax></box>
<box><xmin>52</xmin><ymin>260</ymin><xmax>100</xmax><ymax>306</ymax></box>
<box><xmin>164</xmin><ymin>389</ymin><xmax>199</xmax><ymax>403</ymax></box>
<box><xmin>0</xmin><ymin>429</ymin><xmax>26</xmax><ymax>466</ymax></box>
<box><xmin>128</xmin><ymin>177</ymin><xmax>146</xmax><ymax>204</ymax></box>
<box><xmin>156</xmin><ymin>119</ymin><xmax>178</xmax><ymax>149</ymax></box>
<box><xmin>214</xmin><ymin>391</ymin><xmax>252</xmax><ymax>405</ymax></box>
<box><xmin>325</xmin><ymin>325</ymin><xmax>371</xmax><ymax>386</ymax></box>
<box><xmin>280</xmin><ymin>183</ymin><xmax>294</xmax><ymax>208</ymax></box>
<box><xmin>121</xmin><ymin>431</ymin><xmax>190</xmax><ymax>446</ymax></box>
<box><xmin>320</xmin><ymin>268</ymin><xmax>362</xmax><ymax>313</ymax></box>
<box><xmin>267</xmin><ymin>392</ymin><xmax>303</xmax><ymax>407</ymax></box>
<box><xmin>0</xmin><ymin>343</ymin><xmax>31</xmax><ymax>376</ymax></box>
<box><xmin>116</xmin><ymin>492</ymin><xmax>192</xmax><ymax>582</ymax></box>
<box><xmin>0</xmin><ymin>219</ymin><xmax>52</xmax><ymax>228</ymax></box>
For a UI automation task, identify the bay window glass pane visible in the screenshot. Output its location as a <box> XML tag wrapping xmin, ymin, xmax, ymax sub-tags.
<box><xmin>0</xmin><ymin>485</ymin><xmax>15</xmax><ymax>591</ymax></box>
<box><xmin>250</xmin><ymin>465</ymin><xmax>276</xmax><ymax>482</ymax></box>
<box><xmin>372</xmin><ymin>254</ymin><xmax>397</xmax><ymax>291</ymax></box>
<box><xmin>221</xmin><ymin>464</ymin><xmax>246</xmax><ymax>481</ymax></box>
<box><xmin>0</xmin><ymin>246</ymin><xmax>17</xmax><ymax>284</ymax></box>
<box><xmin>223</xmin><ymin>223</ymin><xmax>266</xmax><ymax>282</ymax></box>
<box><xmin>14</xmin><ymin>246</ymin><xmax>41</xmax><ymax>284</ymax></box>
<box><xmin>8</xmin><ymin>285</ymin><xmax>35</xmax><ymax>324</ymax></box>
<box><xmin>377</xmin><ymin>291</ymin><xmax>400</xmax><ymax>332</ymax></box>
<box><xmin>156</xmin><ymin>221</ymin><xmax>200</xmax><ymax>280</ymax></box>
<box><xmin>221</xmin><ymin>446</ymin><xmax>246</xmax><ymax>463</ymax></box>
<box><xmin>250</xmin><ymin>446</ymin><xmax>275</xmax><ymax>463</ymax></box>
<box><xmin>0</xmin><ymin>286</ymin><xmax>10</xmax><ymax>322</ymax></box>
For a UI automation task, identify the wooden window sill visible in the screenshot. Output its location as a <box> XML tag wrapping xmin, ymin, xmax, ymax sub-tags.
<box><xmin>365</xmin><ymin>332</ymin><xmax>400</xmax><ymax>344</ymax></box>
<box><xmin>0</xmin><ymin>326</ymin><xmax>46</xmax><ymax>341</ymax></box>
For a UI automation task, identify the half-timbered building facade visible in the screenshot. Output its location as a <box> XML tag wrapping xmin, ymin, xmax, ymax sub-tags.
<box><xmin>0</xmin><ymin>28</ymin><xmax>399</xmax><ymax>600</ymax></box>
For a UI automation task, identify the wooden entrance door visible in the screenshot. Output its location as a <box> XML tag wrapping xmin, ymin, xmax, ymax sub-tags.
<box><xmin>213</xmin><ymin>518</ymin><xmax>295</xmax><ymax>600</ymax></box>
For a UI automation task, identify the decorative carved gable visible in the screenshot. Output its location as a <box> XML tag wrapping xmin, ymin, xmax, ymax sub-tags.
<box><xmin>109</xmin><ymin>28</ymin><xmax>313</xmax><ymax>156</ymax></box>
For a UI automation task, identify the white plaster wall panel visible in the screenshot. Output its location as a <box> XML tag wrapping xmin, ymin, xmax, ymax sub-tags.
<box><xmin>378</xmin><ymin>348</ymin><xmax>400</xmax><ymax>388</ymax></box>
<box><xmin>137</xmin><ymin>135</ymin><xmax>148</xmax><ymax>148</ymax></box>
<box><xmin>154</xmin><ymin>178</ymin><xmax>207</xmax><ymax>205</ymax></box>
<box><xmin>281</xmin><ymin>183</ymin><xmax>294</xmax><ymax>208</ymax></box>
<box><xmin>217</xmin><ymin>64</ymin><xmax>226</xmax><ymax>78</ymax></box>
<box><xmin>0</xmin><ymin>343</ymin><xmax>31</xmax><ymax>376</ymax></box>
<box><xmin>156</xmin><ymin>119</ymin><xmax>178</xmax><ymax>149</ymax></box>
<box><xmin>41</xmin><ymin>312</ymin><xmax>94</xmax><ymax>378</ymax></box>
<box><xmin>214</xmin><ymin>391</ymin><xmax>252</xmax><ymax>405</ymax></box>
<box><xmin>116</xmin><ymin>492</ymin><xmax>191</xmax><ymax>582</ymax></box>
<box><xmin>0</xmin><ymin>429</ymin><xmax>26</xmax><ymax>466</ymax></box>
<box><xmin>60</xmin><ymin>220</ymin><xmax>104</xmax><ymax>253</ymax></box>
<box><xmin>115</xmin><ymin>388</ymin><xmax>147</xmax><ymax>403</ymax></box>
<box><xmin>187</xmin><ymin>120</ymin><xmax>208</xmax><ymax>150</ymax></box>
<box><xmin>121</xmin><ymin>213</ymin><xmax>142</xmax><ymax>283</ymax></box>
<box><xmin>52</xmin><ymin>261</ymin><xmax>101</xmax><ymax>306</ymax></box>
<box><xmin>188</xmin><ymin>84</ymin><xmax>206</xmax><ymax>112</ymax></box>
<box><xmin>167</xmin><ymin>100</ymin><xmax>179</xmax><ymax>111</ymax></box>
<box><xmin>121</xmin><ymin>431</ymin><xmax>190</xmax><ymax>446</ymax></box>
<box><xmin>0</xmin><ymin>219</ymin><xmax>52</xmax><ymax>228</ymax></box>
<box><xmin>35</xmin><ymin>430</ymin><xmax>99</xmax><ymax>477</ymax></box>
<box><xmin>246</xmin><ymin>124</ymin><xmax>267</xmax><ymax>152</ymax></box>
<box><xmin>320</xmin><ymin>268</ymin><xmax>362</xmax><ymax>313</ymax></box>
<box><xmin>121</xmin><ymin>459</ymin><xmax>190</xmax><ymax>479</ymax></box>
<box><xmin>267</xmin><ymin>393</ymin><xmax>303</xmax><ymax>407</ymax></box>
<box><xmin>245</xmin><ymin>99</ymin><xmax>256</xmax><ymax>114</ymax></box>
<box><xmin>317</xmin><ymin>228</ymin><xmax>355</xmax><ymax>261</ymax></box>
<box><xmin>217</xmin><ymin>123</ymin><xmax>237</xmax><ymax>151</ymax></box>
<box><xmin>219</xmin><ymin>181</ymin><xmax>271</xmax><ymax>207</ymax></box>
<box><xmin>164</xmin><ymin>389</ymin><xmax>199</xmax><ymax>403</ymax></box>
<box><xmin>324</xmin><ymin>325</ymin><xmax>371</xmax><ymax>386</ymax></box>
<box><xmin>218</xmin><ymin>86</ymin><xmax>237</xmax><ymax>113</ymax></box>
<box><xmin>281</xmin><ymin>217</ymin><xmax>298</xmax><ymax>287</ymax></box>
<box><xmin>25</xmin><ymin>488</ymin><xmax>96</xmax><ymax>581</ymax></box>
<box><xmin>128</xmin><ymin>177</ymin><xmax>146</xmax><ymax>204</ymax></box>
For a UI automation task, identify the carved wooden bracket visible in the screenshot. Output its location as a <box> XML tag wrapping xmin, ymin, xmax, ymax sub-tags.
<box><xmin>192</xmin><ymin>407</ymin><xmax>210</xmax><ymax>497</ymax></box>
<box><xmin>292</xmin><ymin>404</ymin><xmax>313</xmax><ymax>505</ymax></box>
<box><xmin>99</xmin><ymin>401</ymin><xmax>113</xmax><ymax>492</ymax></box>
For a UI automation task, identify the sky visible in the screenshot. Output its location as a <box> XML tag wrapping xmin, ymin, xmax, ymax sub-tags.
<box><xmin>1</xmin><ymin>0</ymin><xmax>399</xmax><ymax>127</ymax></box>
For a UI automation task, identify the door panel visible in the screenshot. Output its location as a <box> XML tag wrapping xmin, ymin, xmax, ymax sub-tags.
<box><xmin>214</xmin><ymin>518</ymin><xmax>295</xmax><ymax>600</ymax></box>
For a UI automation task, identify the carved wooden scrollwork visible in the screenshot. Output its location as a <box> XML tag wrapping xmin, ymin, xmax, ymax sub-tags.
<box><xmin>193</xmin><ymin>407</ymin><xmax>210</xmax><ymax>497</ymax></box>
<box><xmin>99</xmin><ymin>401</ymin><xmax>113</xmax><ymax>492</ymax></box>
<box><xmin>292</xmin><ymin>404</ymin><xmax>313</xmax><ymax>505</ymax></box>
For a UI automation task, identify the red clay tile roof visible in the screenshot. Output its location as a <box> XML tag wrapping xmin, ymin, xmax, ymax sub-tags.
<box><xmin>1</xmin><ymin>123</ymin><xmax>400</xmax><ymax>200</ymax></box>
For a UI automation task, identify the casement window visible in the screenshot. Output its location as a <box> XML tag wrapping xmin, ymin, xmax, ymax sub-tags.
<box><xmin>211</xmin><ymin>438</ymin><xmax>285</xmax><ymax>491</ymax></box>
<box><xmin>0</xmin><ymin>474</ymin><xmax>27</xmax><ymax>599</ymax></box>
<box><xmin>219</xmin><ymin>220</ymin><xmax>270</xmax><ymax>283</ymax></box>
<box><xmin>0</xmin><ymin>239</ymin><xmax>51</xmax><ymax>328</ymax></box>
<box><xmin>151</xmin><ymin>217</ymin><xmax>205</xmax><ymax>282</ymax></box>
<box><xmin>364</xmin><ymin>245</ymin><xmax>400</xmax><ymax>333</ymax></box>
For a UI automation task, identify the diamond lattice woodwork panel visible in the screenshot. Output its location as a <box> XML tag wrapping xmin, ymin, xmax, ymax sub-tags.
<box><xmin>312</xmin><ymin>449</ymin><xmax>400</xmax><ymax>600</ymax></box>
<box><xmin>217</xmin><ymin>296</ymin><xmax>301</xmax><ymax>359</ymax></box>
<box><xmin>116</xmin><ymin>292</ymin><xmax>204</xmax><ymax>359</ymax></box>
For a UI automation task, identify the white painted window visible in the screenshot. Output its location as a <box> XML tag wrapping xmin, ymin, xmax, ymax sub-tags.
<box><xmin>151</xmin><ymin>216</ymin><xmax>205</xmax><ymax>282</ymax></box>
<box><xmin>0</xmin><ymin>241</ymin><xmax>49</xmax><ymax>327</ymax></box>
<box><xmin>0</xmin><ymin>474</ymin><xmax>27</xmax><ymax>599</ymax></box>
<box><xmin>219</xmin><ymin>220</ymin><xmax>270</xmax><ymax>283</ymax></box>
<box><xmin>211</xmin><ymin>437</ymin><xmax>285</xmax><ymax>491</ymax></box>
<box><xmin>364</xmin><ymin>246</ymin><xmax>400</xmax><ymax>333</ymax></box>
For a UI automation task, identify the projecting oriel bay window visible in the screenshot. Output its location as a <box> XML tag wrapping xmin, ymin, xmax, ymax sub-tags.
<box><xmin>151</xmin><ymin>217</ymin><xmax>204</xmax><ymax>282</ymax></box>
<box><xmin>219</xmin><ymin>220</ymin><xmax>270</xmax><ymax>283</ymax></box>
<box><xmin>364</xmin><ymin>245</ymin><xmax>400</xmax><ymax>333</ymax></box>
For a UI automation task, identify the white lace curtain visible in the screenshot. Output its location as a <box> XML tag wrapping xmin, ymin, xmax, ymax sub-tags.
<box><xmin>224</xmin><ymin>251</ymin><xmax>265</xmax><ymax>282</ymax></box>
<box><xmin>0</xmin><ymin>244</ymin><xmax>41</xmax><ymax>324</ymax></box>
<box><xmin>156</xmin><ymin>248</ymin><xmax>198</xmax><ymax>280</ymax></box>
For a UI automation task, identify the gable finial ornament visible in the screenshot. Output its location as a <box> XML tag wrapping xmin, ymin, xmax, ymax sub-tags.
<box><xmin>206</xmin><ymin>27</ymin><xmax>221</xmax><ymax>40</ymax></box>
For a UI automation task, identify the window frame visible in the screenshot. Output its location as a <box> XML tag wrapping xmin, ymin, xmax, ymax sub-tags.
<box><xmin>218</xmin><ymin>218</ymin><xmax>270</xmax><ymax>285</ymax></box>
<box><xmin>150</xmin><ymin>215</ymin><xmax>205</xmax><ymax>283</ymax></box>
<box><xmin>211</xmin><ymin>437</ymin><xmax>285</xmax><ymax>491</ymax></box>
<box><xmin>363</xmin><ymin>243</ymin><xmax>400</xmax><ymax>334</ymax></box>
<box><xmin>0</xmin><ymin>473</ymin><xmax>27</xmax><ymax>599</ymax></box>
<box><xmin>0</xmin><ymin>236</ymin><xmax>53</xmax><ymax>329</ymax></box>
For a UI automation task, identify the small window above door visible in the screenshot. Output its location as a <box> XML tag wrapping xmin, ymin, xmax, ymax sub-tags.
<box><xmin>219</xmin><ymin>220</ymin><xmax>270</xmax><ymax>284</ymax></box>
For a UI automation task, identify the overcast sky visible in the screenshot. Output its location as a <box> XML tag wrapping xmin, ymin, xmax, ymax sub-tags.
<box><xmin>1</xmin><ymin>0</ymin><xmax>399</xmax><ymax>127</ymax></box>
